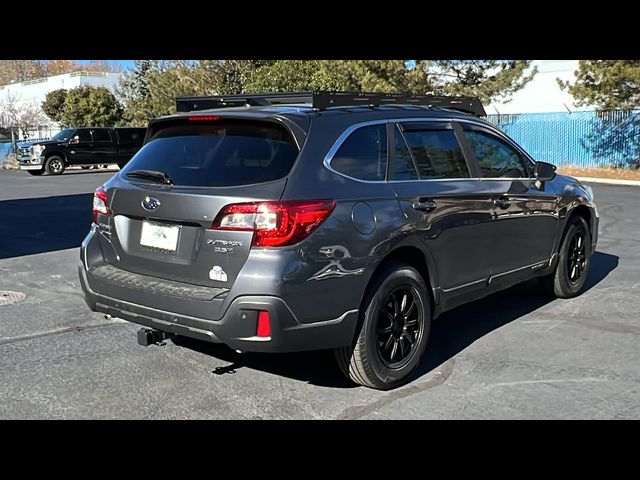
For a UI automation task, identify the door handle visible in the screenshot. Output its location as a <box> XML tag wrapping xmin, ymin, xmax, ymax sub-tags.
<box><xmin>494</xmin><ymin>197</ymin><xmax>511</xmax><ymax>209</ymax></box>
<box><xmin>411</xmin><ymin>199</ymin><xmax>437</xmax><ymax>212</ymax></box>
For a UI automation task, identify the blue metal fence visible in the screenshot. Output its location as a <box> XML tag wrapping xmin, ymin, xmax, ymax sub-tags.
<box><xmin>485</xmin><ymin>110</ymin><xmax>640</xmax><ymax>168</ymax></box>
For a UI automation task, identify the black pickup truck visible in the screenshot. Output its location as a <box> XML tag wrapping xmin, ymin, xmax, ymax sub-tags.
<box><xmin>19</xmin><ymin>127</ymin><xmax>146</xmax><ymax>175</ymax></box>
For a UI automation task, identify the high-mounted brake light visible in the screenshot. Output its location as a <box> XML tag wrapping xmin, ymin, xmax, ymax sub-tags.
<box><xmin>188</xmin><ymin>115</ymin><xmax>220</xmax><ymax>121</ymax></box>
<box><xmin>212</xmin><ymin>200</ymin><xmax>336</xmax><ymax>247</ymax></box>
<box><xmin>92</xmin><ymin>186</ymin><xmax>110</xmax><ymax>223</ymax></box>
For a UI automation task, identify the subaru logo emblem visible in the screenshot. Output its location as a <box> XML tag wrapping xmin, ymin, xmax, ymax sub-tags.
<box><xmin>142</xmin><ymin>196</ymin><xmax>161</xmax><ymax>211</ymax></box>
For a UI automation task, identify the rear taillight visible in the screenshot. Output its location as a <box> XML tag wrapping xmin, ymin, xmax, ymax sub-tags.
<box><xmin>92</xmin><ymin>186</ymin><xmax>110</xmax><ymax>224</ymax></box>
<box><xmin>212</xmin><ymin>200</ymin><xmax>335</xmax><ymax>247</ymax></box>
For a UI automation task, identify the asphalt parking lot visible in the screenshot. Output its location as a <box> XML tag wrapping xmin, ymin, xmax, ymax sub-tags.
<box><xmin>0</xmin><ymin>167</ymin><xmax>638</xmax><ymax>419</ymax></box>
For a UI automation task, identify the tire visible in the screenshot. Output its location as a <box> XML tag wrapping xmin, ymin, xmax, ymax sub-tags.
<box><xmin>539</xmin><ymin>215</ymin><xmax>591</xmax><ymax>298</ymax></box>
<box><xmin>27</xmin><ymin>169</ymin><xmax>44</xmax><ymax>176</ymax></box>
<box><xmin>335</xmin><ymin>261</ymin><xmax>431</xmax><ymax>390</ymax></box>
<box><xmin>44</xmin><ymin>156</ymin><xmax>65</xmax><ymax>175</ymax></box>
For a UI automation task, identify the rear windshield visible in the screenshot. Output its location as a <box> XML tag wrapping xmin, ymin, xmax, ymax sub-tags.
<box><xmin>122</xmin><ymin>121</ymin><xmax>299</xmax><ymax>187</ymax></box>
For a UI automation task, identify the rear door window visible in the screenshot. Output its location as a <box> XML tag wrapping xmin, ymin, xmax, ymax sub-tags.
<box><xmin>117</xmin><ymin>128</ymin><xmax>143</xmax><ymax>144</ymax></box>
<box><xmin>400</xmin><ymin>122</ymin><xmax>470</xmax><ymax>179</ymax></box>
<box><xmin>92</xmin><ymin>129</ymin><xmax>112</xmax><ymax>143</ymax></box>
<box><xmin>330</xmin><ymin>124</ymin><xmax>388</xmax><ymax>181</ymax></box>
<box><xmin>123</xmin><ymin>120</ymin><xmax>299</xmax><ymax>187</ymax></box>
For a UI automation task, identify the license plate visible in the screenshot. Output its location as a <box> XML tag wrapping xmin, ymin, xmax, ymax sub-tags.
<box><xmin>140</xmin><ymin>221</ymin><xmax>180</xmax><ymax>252</ymax></box>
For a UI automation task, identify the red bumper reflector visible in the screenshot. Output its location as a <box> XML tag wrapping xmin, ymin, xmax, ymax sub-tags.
<box><xmin>257</xmin><ymin>310</ymin><xmax>271</xmax><ymax>337</ymax></box>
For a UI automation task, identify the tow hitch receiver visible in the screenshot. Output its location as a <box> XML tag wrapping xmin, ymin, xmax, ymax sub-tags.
<box><xmin>137</xmin><ymin>328</ymin><xmax>173</xmax><ymax>347</ymax></box>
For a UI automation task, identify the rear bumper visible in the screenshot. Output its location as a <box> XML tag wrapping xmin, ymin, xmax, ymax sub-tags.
<box><xmin>79</xmin><ymin>262</ymin><xmax>358</xmax><ymax>353</ymax></box>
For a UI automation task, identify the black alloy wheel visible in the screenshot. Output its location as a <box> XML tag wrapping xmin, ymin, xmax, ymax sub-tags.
<box><xmin>335</xmin><ymin>261</ymin><xmax>431</xmax><ymax>390</ymax></box>
<box><xmin>566</xmin><ymin>226</ymin><xmax>587</xmax><ymax>284</ymax></box>
<box><xmin>539</xmin><ymin>215</ymin><xmax>591</xmax><ymax>298</ymax></box>
<box><xmin>376</xmin><ymin>286</ymin><xmax>423</xmax><ymax>368</ymax></box>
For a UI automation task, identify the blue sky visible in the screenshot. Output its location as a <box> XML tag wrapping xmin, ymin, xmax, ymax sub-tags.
<box><xmin>78</xmin><ymin>60</ymin><xmax>135</xmax><ymax>70</ymax></box>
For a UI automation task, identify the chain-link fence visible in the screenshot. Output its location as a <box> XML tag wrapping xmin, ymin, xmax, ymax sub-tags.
<box><xmin>486</xmin><ymin>110</ymin><xmax>640</xmax><ymax>168</ymax></box>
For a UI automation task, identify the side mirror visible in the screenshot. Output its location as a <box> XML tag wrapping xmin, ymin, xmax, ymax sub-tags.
<box><xmin>69</xmin><ymin>136</ymin><xmax>80</xmax><ymax>145</ymax></box>
<box><xmin>534</xmin><ymin>161</ymin><xmax>557</xmax><ymax>182</ymax></box>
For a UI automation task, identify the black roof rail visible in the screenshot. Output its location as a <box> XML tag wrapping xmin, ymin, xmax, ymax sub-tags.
<box><xmin>176</xmin><ymin>91</ymin><xmax>486</xmax><ymax>117</ymax></box>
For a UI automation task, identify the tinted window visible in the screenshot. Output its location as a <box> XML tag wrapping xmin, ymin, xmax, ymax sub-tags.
<box><xmin>117</xmin><ymin>128</ymin><xmax>143</xmax><ymax>143</ymax></box>
<box><xmin>464</xmin><ymin>130</ymin><xmax>529</xmax><ymax>178</ymax></box>
<box><xmin>122</xmin><ymin>121</ymin><xmax>299</xmax><ymax>187</ymax></box>
<box><xmin>331</xmin><ymin>124</ymin><xmax>387</xmax><ymax>181</ymax></box>
<box><xmin>92</xmin><ymin>129</ymin><xmax>112</xmax><ymax>143</ymax></box>
<box><xmin>392</xmin><ymin>126</ymin><xmax>418</xmax><ymax>180</ymax></box>
<box><xmin>52</xmin><ymin>129</ymin><xmax>75</xmax><ymax>141</ymax></box>
<box><xmin>75</xmin><ymin>129</ymin><xmax>91</xmax><ymax>143</ymax></box>
<box><xmin>400</xmin><ymin>125</ymin><xmax>469</xmax><ymax>179</ymax></box>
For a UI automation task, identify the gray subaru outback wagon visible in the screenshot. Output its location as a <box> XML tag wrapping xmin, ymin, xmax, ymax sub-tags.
<box><xmin>79</xmin><ymin>91</ymin><xmax>598</xmax><ymax>389</ymax></box>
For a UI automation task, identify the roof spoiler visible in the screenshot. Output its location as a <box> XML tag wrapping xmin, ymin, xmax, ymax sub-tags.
<box><xmin>175</xmin><ymin>91</ymin><xmax>486</xmax><ymax>116</ymax></box>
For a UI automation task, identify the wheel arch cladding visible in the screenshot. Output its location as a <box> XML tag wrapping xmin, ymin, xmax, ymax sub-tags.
<box><xmin>571</xmin><ymin>205</ymin><xmax>592</xmax><ymax>234</ymax></box>
<box><xmin>363</xmin><ymin>246</ymin><xmax>435</xmax><ymax>313</ymax></box>
<box><xmin>555</xmin><ymin>204</ymin><xmax>593</xmax><ymax>257</ymax></box>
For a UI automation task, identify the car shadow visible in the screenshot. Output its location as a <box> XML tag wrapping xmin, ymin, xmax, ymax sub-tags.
<box><xmin>0</xmin><ymin>193</ymin><xmax>93</xmax><ymax>259</ymax></box>
<box><xmin>415</xmin><ymin>251</ymin><xmax>619</xmax><ymax>380</ymax></box>
<box><xmin>172</xmin><ymin>337</ymin><xmax>355</xmax><ymax>388</ymax></box>
<box><xmin>173</xmin><ymin>251</ymin><xmax>619</xmax><ymax>389</ymax></box>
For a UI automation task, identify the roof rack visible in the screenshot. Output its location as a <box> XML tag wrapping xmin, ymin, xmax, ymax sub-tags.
<box><xmin>175</xmin><ymin>91</ymin><xmax>486</xmax><ymax>117</ymax></box>
<box><xmin>175</xmin><ymin>93</ymin><xmax>314</xmax><ymax>112</ymax></box>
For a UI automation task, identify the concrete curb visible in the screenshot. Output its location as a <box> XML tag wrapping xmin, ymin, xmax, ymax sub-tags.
<box><xmin>573</xmin><ymin>176</ymin><xmax>640</xmax><ymax>187</ymax></box>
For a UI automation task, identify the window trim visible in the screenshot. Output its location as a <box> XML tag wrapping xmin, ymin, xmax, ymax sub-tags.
<box><xmin>324</xmin><ymin>117</ymin><xmax>536</xmax><ymax>183</ymax></box>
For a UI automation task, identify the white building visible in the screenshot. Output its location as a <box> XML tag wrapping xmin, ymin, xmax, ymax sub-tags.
<box><xmin>0</xmin><ymin>71</ymin><xmax>123</xmax><ymax>136</ymax></box>
<box><xmin>484</xmin><ymin>60</ymin><xmax>593</xmax><ymax>115</ymax></box>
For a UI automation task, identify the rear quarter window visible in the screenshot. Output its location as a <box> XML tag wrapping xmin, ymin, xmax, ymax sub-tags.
<box><xmin>330</xmin><ymin>124</ymin><xmax>388</xmax><ymax>181</ymax></box>
<box><xmin>122</xmin><ymin>120</ymin><xmax>299</xmax><ymax>187</ymax></box>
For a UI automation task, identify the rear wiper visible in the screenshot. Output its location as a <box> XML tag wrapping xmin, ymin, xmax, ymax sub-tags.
<box><xmin>126</xmin><ymin>169</ymin><xmax>174</xmax><ymax>185</ymax></box>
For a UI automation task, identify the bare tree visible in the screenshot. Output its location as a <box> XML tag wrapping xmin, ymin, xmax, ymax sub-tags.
<box><xmin>0</xmin><ymin>91</ymin><xmax>47</xmax><ymax>139</ymax></box>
